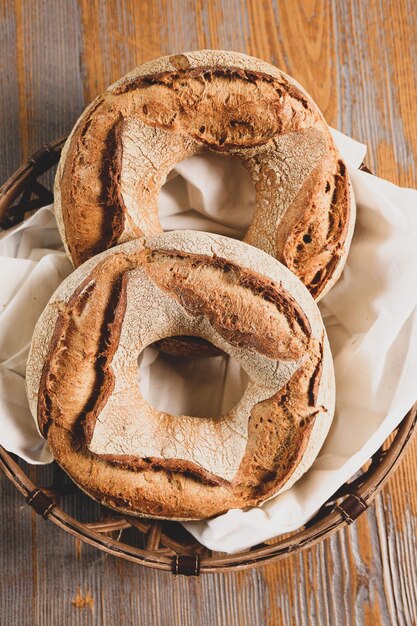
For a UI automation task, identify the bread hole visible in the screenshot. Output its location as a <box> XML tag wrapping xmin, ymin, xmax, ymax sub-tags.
<box><xmin>137</xmin><ymin>339</ymin><xmax>249</xmax><ymax>418</ymax></box>
<box><xmin>158</xmin><ymin>153</ymin><xmax>256</xmax><ymax>241</ymax></box>
<box><xmin>303</xmin><ymin>234</ymin><xmax>312</xmax><ymax>244</ymax></box>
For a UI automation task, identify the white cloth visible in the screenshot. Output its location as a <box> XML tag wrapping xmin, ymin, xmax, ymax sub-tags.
<box><xmin>1</xmin><ymin>129</ymin><xmax>417</xmax><ymax>554</ymax></box>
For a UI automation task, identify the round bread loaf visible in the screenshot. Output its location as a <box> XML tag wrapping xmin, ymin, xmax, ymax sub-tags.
<box><xmin>55</xmin><ymin>50</ymin><xmax>355</xmax><ymax>301</ymax></box>
<box><xmin>26</xmin><ymin>231</ymin><xmax>335</xmax><ymax>520</ymax></box>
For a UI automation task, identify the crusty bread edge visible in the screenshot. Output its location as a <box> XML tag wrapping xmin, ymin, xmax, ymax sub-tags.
<box><xmin>26</xmin><ymin>232</ymin><xmax>335</xmax><ymax>514</ymax></box>
<box><xmin>315</xmin><ymin>176</ymin><xmax>356</xmax><ymax>301</ymax></box>
<box><xmin>273</xmin><ymin>332</ymin><xmax>335</xmax><ymax>496</ymax></box>
<box><xmin>53</xmin><ymin>96</ymin><xmax>108</xmax><ymax>263</ymax></box>
<box><xmin>54</xmin><ymin>49</ymin><xmax>343</xmax><ymax>264</ymax></box>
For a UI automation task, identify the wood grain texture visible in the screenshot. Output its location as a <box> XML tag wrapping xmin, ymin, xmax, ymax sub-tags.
<box><xmin>1</xmin><ymin>1</ymin><xmax>416</xmax><ymax>625</ymax></box>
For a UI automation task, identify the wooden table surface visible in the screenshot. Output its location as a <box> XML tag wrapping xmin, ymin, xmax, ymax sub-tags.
<box><xmin>1</xmin><ymin>1</ymin><xmax>417</xmax><ymax>624</ymax></box>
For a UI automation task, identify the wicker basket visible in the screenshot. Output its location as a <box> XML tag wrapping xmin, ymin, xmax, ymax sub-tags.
<box><xmin>1</xmin><ymin>137</ymin><xmax>416</xmax><ymax>576</ymax></box>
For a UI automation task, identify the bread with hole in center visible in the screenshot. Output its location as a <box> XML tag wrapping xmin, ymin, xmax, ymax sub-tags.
<box><xmin>26</xmin><ymin>231</ymin><xmax>335</xmax><ymax>520</ymax></box>
<box><xmin>54</xmin><ymin>50</ymin><xmax>355</xmax><ymax>301</ymax></box>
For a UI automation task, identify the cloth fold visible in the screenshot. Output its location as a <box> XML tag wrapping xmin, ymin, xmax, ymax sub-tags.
<box><xmin>1</xmin><ymin>128</ymin><xmax>417</xmax><ymax>554</ymax></box>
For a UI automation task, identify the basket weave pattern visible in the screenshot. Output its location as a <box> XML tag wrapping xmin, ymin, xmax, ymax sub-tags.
<box><xmin>1</xmin><ymin>138</ymin><xmax>416</xmax><ymax>575</ymax></box>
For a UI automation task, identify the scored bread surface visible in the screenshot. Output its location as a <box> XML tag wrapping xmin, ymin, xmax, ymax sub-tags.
<box><xmin>27</xmin><ymin>232</ymin><xmax>335</xmax><ymax>520</ymax></box>
<box><xmin>55</xmin><ymin>50</ymin><xmax>355</xmax><ymax>300</ymax></box>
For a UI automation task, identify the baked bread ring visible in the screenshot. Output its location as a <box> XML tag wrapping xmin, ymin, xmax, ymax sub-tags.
<box><xmin>55</xmin><ymin>50</ymin><xmax>355</xmax><ymax>301</ymax></box>
<box><xmin>26</xmin><ymin>232</ymin><xmax>335</xmax><ymax>520</ymax></box>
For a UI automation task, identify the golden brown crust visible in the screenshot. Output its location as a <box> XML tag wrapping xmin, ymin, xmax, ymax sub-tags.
<box><xmin>45</xmin><ymin>345</ymin><xmax>324</xmax><ymax>520</ymax></box>
<box><xmin>143</xmin><ymin>249</ymin><xmax>312</xmax><ymax>360</ymax></box>
<box><xmin>55</xmin><ymin>50</ymin><xmax>354</xmax><ymax>302</ymax></box>
<box><xmin>153</xmin><ymin>335</ymin><xmax>224</xmax><ymax>358</ymax></box>
<box><xmin>29</xmin><ymin>233</ymin><xmax>334</xmax><ymax>520</ymax></box>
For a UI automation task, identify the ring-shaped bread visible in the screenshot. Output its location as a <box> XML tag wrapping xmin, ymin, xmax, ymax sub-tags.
<box><xmin>55</xmin><ymin>50</ymin><xmax>355</xmax><ymax>301</ymax></box>
<box><xmin>26</xmin><ymin>232</ymin><xmax>335</xmax><ymax>520</ymax></box>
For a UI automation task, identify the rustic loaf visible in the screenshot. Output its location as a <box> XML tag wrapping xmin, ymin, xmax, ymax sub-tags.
<box><xmin>55</xmin><ymin>50</ymin><xmax>355</xmax><ymax>301</ymax></box>
<box><xmin>26</xmin><ymin>231</ymin><xmax>335</xmax><ymax>520</ymax></box>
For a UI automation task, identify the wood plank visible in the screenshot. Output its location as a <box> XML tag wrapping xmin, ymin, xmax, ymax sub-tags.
<box><xmin>332</xmin><ymin>0</ymin><xmax>417</xmax><ymax>186</ymax></box>
<box><xmin>78</xmin><ymin>0</ymin><xmax>165</xmax><ymax>103</ymax></box>
<box><xmin>2</xmin><ymin>0</ymin><xmax>85</xmax><ymax>190</ymax></box>
<box><xmin>15</xmin><ymin>0</ymin><xmax>85</xmax><ymax>150</ymax></box>
<box><xmin>0</xmin><ymin>466</ymin><xmax>34</xmax><ymax>626</ymax></box>
<box><xmin>0</xmin><ymin>0</ymin><xmax>22</xmax><ymax>182</ymax></box>
<box><xmin>0</xmin><ymin>1</ymin><xmax>416</xmax><ymax>625</ymax></box>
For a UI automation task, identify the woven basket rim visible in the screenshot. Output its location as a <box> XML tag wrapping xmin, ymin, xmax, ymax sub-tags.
<box><xmin>1</xmin><ymin>137</ymin><xmax>416</xmax><ymax>575</ymax></box>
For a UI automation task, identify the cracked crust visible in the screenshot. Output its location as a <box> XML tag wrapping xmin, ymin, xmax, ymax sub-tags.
<box><xmin>26</xmin><ymin>232</ymin><xmax>335</xmax><ymax>520</ymax></box>
<box><xmin>55</xmin><ymin>50</ymin><xmax>355</xmax><ymax>302</ymax></box>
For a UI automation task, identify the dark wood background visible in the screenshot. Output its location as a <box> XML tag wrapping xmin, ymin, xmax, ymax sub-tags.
<box><xmin>1</xmin><ymin>1</ymin><xmax>416</xmax><ymax>624</ymax></box>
